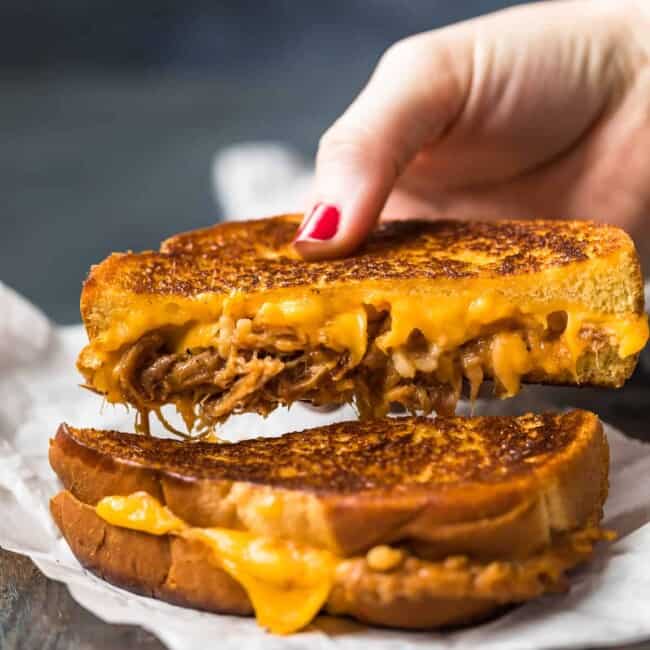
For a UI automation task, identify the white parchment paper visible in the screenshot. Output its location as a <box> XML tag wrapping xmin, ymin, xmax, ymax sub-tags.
<box><xmin>1</xmin><ymin>283</ymin><xmax>650</xmax><ymax>650</ymax></box>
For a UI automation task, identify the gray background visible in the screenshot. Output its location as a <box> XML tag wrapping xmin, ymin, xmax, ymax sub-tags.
<box><xmin>0</xmin><ymin>0</ymin><xmax>527</xmax><ymax>324</ymax></box>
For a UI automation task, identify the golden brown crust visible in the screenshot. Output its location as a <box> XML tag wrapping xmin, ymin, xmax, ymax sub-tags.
<box><xmin>50</xmin><ymin>411</ymin><xmax>607</xmax><ymax>558</ymax></box>
<box><xmin>82</xmin><ymin>214</ymin><xmax>642</xmax><ymax>307</ymax></box>
<box><xmin>526</xmin><ymin>349</ymin><xmax>639</xmax><ymax>389</ymax></box>
<box><xmin>51</xmin><ymin>490</ymin><xmax>608</xmax><ymax>630</ymax></box>
<box><xmin>51</xmin><ymin>412</ymin><xmax>590</xmax><ymax>493</ymax></box>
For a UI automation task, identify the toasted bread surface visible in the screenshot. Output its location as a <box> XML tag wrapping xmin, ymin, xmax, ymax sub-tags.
<box><xmin>51</xmin><ymin>489</ymin><xmax>607</xmax><ymax>630</ymax></box>
<box><xmin>86</xmin><ymin>216</ymin><xmax>637</xmax><ymax>299</ymax></box>
<box><xmin>50</xmin><ymin>411</ymin><xmax>607</xmax><ymax>557</ymax></box>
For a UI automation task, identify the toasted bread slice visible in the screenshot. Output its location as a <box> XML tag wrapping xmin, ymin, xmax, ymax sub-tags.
<box><xmin>50</xmin><ymin>411</ymin><xmax>607</xmax><ymax>558</ymax></box>
<box><xmin>77</xmin><ymin>216</ymin><xmax>647</xmax><ymax>432</ymax></box>
<box><xmin>51</xmin><ymin>489</ymin><xmax>606</xmax><ymax>630</ymax></box>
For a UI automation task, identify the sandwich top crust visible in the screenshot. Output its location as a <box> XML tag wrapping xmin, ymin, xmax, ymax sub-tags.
<box><xmin>52</xmin><ymin>412</ymin><xmax>588</xmax><ymax>493</ymax></box>
<box><xmin>84</xmin><ymin>215</ymin><xmax>640</xmax><ymax>300</ymax></box>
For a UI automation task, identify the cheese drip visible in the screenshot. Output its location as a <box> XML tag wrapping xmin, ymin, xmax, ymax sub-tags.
<box><xmin>95</xmin><ymin>492</ymin><xmax>337</xmax><ymax>634</ymax></box>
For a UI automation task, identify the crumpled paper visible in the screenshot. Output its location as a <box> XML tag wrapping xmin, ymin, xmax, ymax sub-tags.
<box><xmin>2</xmin><ymin>284</ymin><xmax>650</xmax><ymax>650</ymax></box>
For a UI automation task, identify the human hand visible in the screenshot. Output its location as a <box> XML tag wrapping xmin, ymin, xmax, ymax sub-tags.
<box><xmin>293</xmin><ymin>0</ymin><xmax>650</xmax><ymax>260</ymax></box>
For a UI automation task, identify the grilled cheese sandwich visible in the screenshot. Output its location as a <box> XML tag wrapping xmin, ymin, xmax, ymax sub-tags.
<box><xmin>50</xmin><ymin>412</ymin><xmax>611</xmax><ymax>632</ymax></box>
<box><xmin>50</xmin><ymin>215</ymin><xmax>639</xmax><ymax>633</ymax></box>
<box><xmin>77</xmin><ymin>216</ymin><xmax>647</xmax><ymax>434</ymax></box>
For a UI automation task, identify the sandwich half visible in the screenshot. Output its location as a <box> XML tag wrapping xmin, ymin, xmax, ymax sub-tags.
<box><xmin>50</xmin><ymin>410</ymin><xmax>611</xmax><ymax>633</ymax></box>
<box><xmin>77</xmin><ymin>216</ymin><xmax>647</xmax><ymax>434</ymax></box>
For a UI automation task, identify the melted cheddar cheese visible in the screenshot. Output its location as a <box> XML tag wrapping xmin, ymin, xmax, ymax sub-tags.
<box><xmin>95</xmin><ymin>492</ymin><xmax>338</xmax><ymax>634</ymax></box>
<box><xmin>491</xmin><ymin>332</ymin><xmax>531</xmax><ymax>396</ymax></box>
<box><xmin>81</xmin><ymin>286</ymin><xmax>649</xmax><ymax>405</ymax></box>
<box><xmin>184</xmin><ymin>528</ymin><xmax>336</xmax><ymax>634</ymax></box>
<box><xmin>96</xmin><ymin>492</ymin><xmax>185</xmax><ymax>534</ymax></box>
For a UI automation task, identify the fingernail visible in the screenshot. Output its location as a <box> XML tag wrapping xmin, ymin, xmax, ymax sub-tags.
<box><xmin>294</xmin><ymin>203</ymin><xmax>340</xmax><ymax>242</ymax></box>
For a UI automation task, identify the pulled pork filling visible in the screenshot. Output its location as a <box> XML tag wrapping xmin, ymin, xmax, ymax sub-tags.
<box><xmin>111</xmin><ymin>308</ymin><xmax>573</xmax><ymax>435</ymax></box>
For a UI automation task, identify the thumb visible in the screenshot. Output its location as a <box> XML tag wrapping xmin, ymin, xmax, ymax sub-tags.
<box><xmin>293</xmin><ymin>32</ymin><xmax>472</xmax><ymax>260</ymax></box>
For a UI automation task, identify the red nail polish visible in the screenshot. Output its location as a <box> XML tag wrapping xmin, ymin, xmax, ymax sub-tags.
<box><xmin>297</xmin><ymin>203</ymin><xmax>340</xmax><ymax>241</ymax></box>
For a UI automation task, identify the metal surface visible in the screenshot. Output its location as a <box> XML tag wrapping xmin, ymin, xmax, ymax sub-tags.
<box><xmin>0</xmin><ymin>548</ymin><xmax>164</xmax><ymax>650</ymax></box>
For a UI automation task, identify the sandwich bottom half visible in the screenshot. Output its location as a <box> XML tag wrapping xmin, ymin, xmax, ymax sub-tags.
<box><xmin>50</xmin><ymin>489</ymin><xmax>610</xmax><ymax>634</ymax></box>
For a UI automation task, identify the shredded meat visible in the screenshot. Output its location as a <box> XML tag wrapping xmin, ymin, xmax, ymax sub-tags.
<box><xmin>202</xmin><ymin>356</ymin><xmax>284</xmax><ymax>420</ymax></box>
<box><xmin>140</xmin><ymin>354</ymin><xmax>178</xmax><ymax>397</ymax></box>
<box><xmin>114</xmin><ymin>333</ymin><xmax>165</xmax><ymax>404</ymax></box>
<box><xmin>112</xmin><ymin>308</ymin><xmax>567</xmax><ymax>436</ymax></box>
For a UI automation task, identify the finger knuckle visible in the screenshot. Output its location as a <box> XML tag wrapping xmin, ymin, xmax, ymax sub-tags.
<box><xmin>317</xmin><ymin>127</ymin><xmax>341</xmax><ymax>152</ymax></box>
<box><xmin>378</xmin><ymin>36</ymin><xmax>420</xmax><ymax>71</ymax></box>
